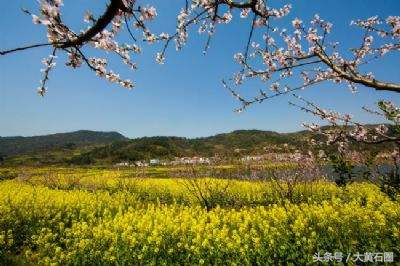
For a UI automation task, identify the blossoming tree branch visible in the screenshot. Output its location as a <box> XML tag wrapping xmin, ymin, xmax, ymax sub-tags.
<box><xmin>1</xmin><ymin>0</ymin><xmax>399</xmax><ymax>154</ymax></box>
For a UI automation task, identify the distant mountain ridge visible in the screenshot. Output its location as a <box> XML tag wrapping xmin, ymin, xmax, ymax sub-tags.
<box><xmin>0</xmin><ymin>126</ymin><xmax>393</xmax><ymax>165</ymax></box>
<box><xmin>0</xmin><ymin>130</ymin><xmax>127</xmax><ymax>157</ymax></box>
<box><xmin>69</xmin><ymin>130</ymin><xmax>306</xmax><ymax>164</ymax></box>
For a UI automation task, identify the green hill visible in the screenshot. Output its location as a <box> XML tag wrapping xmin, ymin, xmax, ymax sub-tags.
<box><xmin>0</xmin><ymin>126</ymin><xmax>395</xmax><ymax>166</ymax></box>
<box><xmin>69</xmin><ymin>130</ymin><xmax>304</xmax><ymax>164</ymax></box>
<box><xmin>0</xmin><ymin>130</ymin><xmax>127</xmax><ymax>157</ymax></box>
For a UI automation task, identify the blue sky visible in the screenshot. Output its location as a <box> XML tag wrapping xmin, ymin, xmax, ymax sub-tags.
<box><xmin>0</xmin><ymin>0</ymin><xmax>399</xmax><ymax>138</ymax></box>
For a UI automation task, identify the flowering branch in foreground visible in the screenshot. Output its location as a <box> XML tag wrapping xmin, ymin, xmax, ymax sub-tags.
<box><xmin>226</xmin><ymin>13</ymin><xmax>400</xmax><ymax>113</ymax></box>
<box><xmin>290</xmin><ymin>95</ymin><xmax>399</xmax><ymax>157</ymax></box>
<box><xmin>2</xmin><ymin>0</ymin><xmax>398</xmax><ymax>98</ymax></box>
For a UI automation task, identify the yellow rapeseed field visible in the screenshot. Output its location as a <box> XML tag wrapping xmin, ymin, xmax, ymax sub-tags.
<box><xmin>0</xmin><ymin>171</ymin><xmax>399</xmax><ymax>265</ymax></box>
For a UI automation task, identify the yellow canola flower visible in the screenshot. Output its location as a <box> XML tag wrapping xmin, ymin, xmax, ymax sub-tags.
<box><xmin>0</xmin><ymin>177</ymin><xmax>399</xmax><ymax>265</ymax></box>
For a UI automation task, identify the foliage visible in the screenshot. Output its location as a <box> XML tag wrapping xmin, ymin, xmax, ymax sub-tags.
<box><xmin>378</xmin><ymin>166</ymin><xmax>400</xmax><ymax>201</ymax></box>
<box><xmin>328</xmin><ymin>154</ymin><xmax>355</xmax><ymax>187</ymax></box>
<box><xmin>375</xmin><ymin>151</ymin><xmax>400</xmax><ymax>201</ymax></box>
